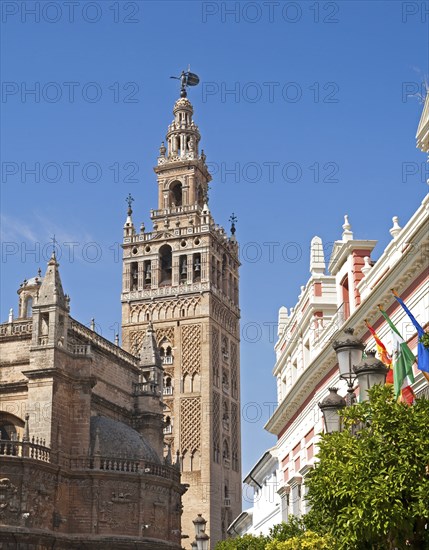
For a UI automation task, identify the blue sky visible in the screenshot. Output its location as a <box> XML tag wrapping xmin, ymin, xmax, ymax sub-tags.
<box><xmin>1</xmin><ymin>0</ymin><xmax>428</xmax><ymax>487</ymax></box>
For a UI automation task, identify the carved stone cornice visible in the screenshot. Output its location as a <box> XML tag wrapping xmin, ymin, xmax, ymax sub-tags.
<box><xmin>0</xmin><ymin>380</ymin><xmax>28</xmax><ymax>393</ymax></box>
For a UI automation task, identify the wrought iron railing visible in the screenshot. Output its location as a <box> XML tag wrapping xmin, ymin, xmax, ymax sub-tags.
<box><xmin>416</xmin><ymin>385</ymin><xmax>429</xmax><ymax>399</ymax></box>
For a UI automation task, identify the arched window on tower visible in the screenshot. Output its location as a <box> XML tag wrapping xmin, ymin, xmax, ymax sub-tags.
<box><xmin>193</xmin><ymin>253</ymin><xmax>201</xmax><ymax>283</ymax></box>
<box><xmin>163</xmin><ymin>415</ymin><xmax>172</xmax><ymax>435</ymax></box>
<box><xmin>163</xmin><ymin>375</ymin><xmax>173</xmax><ymax>396</ymax></box>
<box><xmin>143</xmin><ymin>260</ymin><xmax>151</xmax><ymax>289</ymax></box>
<box><xmin>160</xmin><ymin>338</ymin><xmax>174</xmax><ymax>365</ymax></box>
<box><xmin>159</xmin><ymin>245</ymin><xmax>172</xmax><ymax>285</ymax></box>
<box><xmin>223</xmin><ymin>439</ymin><xmax>230</xmax><ymax>466</ymax></box>
<box><xmin>130</xmin><ymin>262</ymin><xmax>138</xmax><ymax>291</ymax></box>
<box><xmin>169</xmin><ymin>181</ymin><xmax>183</xmax><ymax>207</ymax></box>
<box><xmin>179</xmin><ymin>255</ymin><xmax>187</xmax><ymax>283</ymax></box>
<box><xmin>24</xmin><ymin>296</ymin><xmax>33</xmax><ymax>318</ymax></box>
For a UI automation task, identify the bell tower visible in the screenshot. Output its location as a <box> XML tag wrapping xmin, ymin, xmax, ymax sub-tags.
<box><xmin>121</xmin><ymin>88</ymin><xmax>241</xmax><ymax>547</ymax></box>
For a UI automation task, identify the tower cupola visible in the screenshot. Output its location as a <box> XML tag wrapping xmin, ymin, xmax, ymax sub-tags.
<box><xmin>162</xmin><ymin>97</ymin><xmax>201</xmax><ymax>163</ymax></box>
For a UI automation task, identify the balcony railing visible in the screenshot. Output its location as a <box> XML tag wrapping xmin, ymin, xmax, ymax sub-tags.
<box><xmin>1</xmin><ymin>439</ymin><xmax>180</xmax><ymax>482</ymax></box>
<box><xmin>67</xmin><ymin>343</ymin><xmax>91</xmax><ymax>355</ymax></box>
<box><xmin>163</xmin><ymin>425</ymin><xmax>173</xmax><ymax>435</ymax></box>
<box><xmin>0</xmin><ymin>437</ymin><xmax>50</xmax><ymax>462</ymax></box>
<box><xmin>162</xmin><ymin>356</ymin><xmax>173</xmax><ymax>365</ymax></box>
<box><xmin>0</xmin><ymin>320</ymin><xmax>33</xmax><ymax>337</ymax></box>
<box><xmin>150</xmin><ymin>204</ymin><xmax>200</xmax><ymax>218</ymax></box>
<box><xmin>133</xmin><ymin>382</ymin><xmax>158</xmax><ymax>395</ymax></box>
<box><xmin>416</xmin><ymin>385</ymin><xmax>429</xmax><ymax>399</ymax></box>
<box><xmin>163</xmin><ymin>386</ymin><xmax>173</xmax><ymax>396</ymax></box>
<box><xmin>69</xmin><ymin>455</ymin><xmax>181</xmax><ymax>481</ymax></box>
<box><xmin>224</xmin><ymin>498</ymin><xmax>231</xmax><ymax>508</ymax></box>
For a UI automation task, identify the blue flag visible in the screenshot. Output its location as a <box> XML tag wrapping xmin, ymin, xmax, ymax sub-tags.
<box><xmin>393</xmin><ymin>293</ymin><xmax>429</xmax><ymax>375</ymax></box>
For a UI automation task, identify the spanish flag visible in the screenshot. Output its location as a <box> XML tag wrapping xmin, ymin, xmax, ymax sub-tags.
<box><xmin>365</xmin><ymin>319</ymin><xmax>393</xmax><ymax>384</ymax></box>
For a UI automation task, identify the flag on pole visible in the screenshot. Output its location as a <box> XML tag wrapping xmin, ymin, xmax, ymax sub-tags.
<box><xmin>365</xmin><ymin>319</ymin><xmax>393</xmax><ymax>384</ymax></box>
<box><xmin>379</xmin><ymin>307</ymin><xmax>415</xmax><ymax>403</ymax></box>
<box><xmin>392</xmin><ymin>290</ymin><xmax>429</xmax><ymax>382</ymax></box>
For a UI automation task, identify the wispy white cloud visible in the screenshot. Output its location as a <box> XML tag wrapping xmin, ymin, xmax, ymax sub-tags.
<box><xmin>0</xmin><ymin>214</ymin><xmax>39</xmax><ymax>243</ymax></box>
<box><xmin>0</xmin><ymin>213</ymin><xmax>96</xmax><ymax>262</ymax></box>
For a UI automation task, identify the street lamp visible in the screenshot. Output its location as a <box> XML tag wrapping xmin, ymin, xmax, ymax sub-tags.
<box><xmin>319</xmin><ymin>329</ymin><xmax>390</xmax><ymax>433</ymax></box>
<box><xmin>332</xmin><ymin>327</ymin><xmax>365</xmax><ymax>404</ymax></box>
<box><xmin>195</xmin><ymin>533</ymin><xmax>209</xmax><ymax>550</ymax></box>
<box><xmin>318</xmin><ymin>388</ymin><xmax>346</xmax><ymax>434</ymax></box>
<box><xmin>353</xmin><ymin>350</ymin><xmax>388</xmax><ymax>401</ymax></box>
<box><xmin>192</xmin><ymin>514</ymin><xmax>209</xmax><ymax>550</ymax></box>
<box><xmin>193</xmin><ymin>514</ymin><xmax>206</xmax><ymax>535</ymax></box>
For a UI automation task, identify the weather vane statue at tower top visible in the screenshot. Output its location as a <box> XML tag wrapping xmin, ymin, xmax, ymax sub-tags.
<box><xmin>170</xmin><ymin>66</ymin><xmax>200</xmax><ymax>98</ymax></box>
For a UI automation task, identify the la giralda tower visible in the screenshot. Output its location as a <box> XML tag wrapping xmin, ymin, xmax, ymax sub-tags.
<box><xmin>121</xmin><ymin>76</ymin><xmax>241</xmax><ymax>547</ymax></box>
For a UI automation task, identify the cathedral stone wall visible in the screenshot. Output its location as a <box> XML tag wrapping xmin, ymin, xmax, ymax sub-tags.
<box><xmin>0</xmin><ymin>257</ymin><xmax>185</xmax><ymax>549</ymax></box>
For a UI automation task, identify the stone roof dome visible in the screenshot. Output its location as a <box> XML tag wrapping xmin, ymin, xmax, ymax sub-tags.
<box><xmin>90</xmin><ymin>416</ymin><xmax>160</xmax><ymax>464</ymax></box>
<box><xmin>173</xmin><ymin>97</ymin><xmax>193</xmax><ymax>114</ymax></box>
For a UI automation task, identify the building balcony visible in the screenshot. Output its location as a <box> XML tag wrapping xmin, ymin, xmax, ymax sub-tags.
<box><xmin>0</xmin><ymin>437</ymin><xmax>50</xmax><ymax>462</ymax></box>
<box><xmin>1</xmin><ymin>439</ymin><xmax>181</xmax><ymax>483</ymax></box>
<box><xmin>163</xmin><ymin>425</ymin><xmax>173</xmax><ymax>435</ymax></box>
<box><xmin>224</xmin><ymin>498</ymin><xmax>231</xmax><ymax>508</ymax></box>
<box><xmin>0</xmin><ymin>319</ymin><xmax>32</xmax><ymax>338</ymax></box>
<box><xmin>133</xmin><ymin>382</ymin><xmax>158</xmax><ymax>395</ymax></box>
<box><xmin>162</xmin><ymin>356</ymin><xmax>173</xmax><ymax>365</ymax></box>
<box><xmin>163</xmin><ymin>386</ymin><xmax>174</xmax><ymax>396</ymax></box>
<box><xmin>150</xmin><ymin>204</ymin><xmax>201</xmax><ymax>219</ymax></box>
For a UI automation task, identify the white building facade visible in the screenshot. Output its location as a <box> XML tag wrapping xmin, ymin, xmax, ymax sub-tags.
<box><xmin>265</xmin><ymin>96</ymin><xmax>429</xmax><ymax>520</ymax></box>
<box><xmin>228</xmin><ymin>449</ymin><xmax>282</xmax><ymax>537</ymax></box>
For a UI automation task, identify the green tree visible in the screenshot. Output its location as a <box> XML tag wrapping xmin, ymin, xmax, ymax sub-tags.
<box><xmin>268</xmin><ymin>516</ymin><xmax>306</xmax><ymax>540</ymax></box>
<box><xmin>306</xmin><ymin>384</ymin><xmax>429</xmax><ymax>549</ymax></box>
<box><xmin>214</xmin><ymin>534</ymin><xmax>268</xmax><ymax>550</ymax></box>
<box><xmin>265</xmin><ymin>531</ymin><xmax>335</xmax><ymax>550</ymax></box>
<box><xmin>213</xmin><ymin>518</ymin><xmax>334</xmax><ymax>550</ymax></box>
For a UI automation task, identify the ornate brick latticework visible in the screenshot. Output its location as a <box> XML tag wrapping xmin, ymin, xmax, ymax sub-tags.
<box><xmin>156</xmin><ymin>326</ymin><xmax>175</xmax><ymax>346</ymax></box>
<box><xmin>128</xmin><ymin>297</ymin><xmax>202</xmax><ymax>326</ymax></box>
<box><xmin>212</xmin><ymin>326</ymin><xmax>220</xmax><ymax>386</ymax></box>
<box><xmin>129</xmin><ymin>330</ymin><xmax>143</xmax><ymax>354</ymax></box>
<box><xmin>120</xmin><ymin>93</ymin><xmax>241</xmax><ymax>547</ymax></box>
<box><xmin>213</xmin><ymin>391</ymin><xmax>221</xmax><ymax>462</ymax></box>
<box><xmin>180</xmin><ymin>397</ymin><xmax>201</xmax><ymax>453</ymax></box>
<box><xmin>181</xmin><ymin>324</ymin><xmax>201</xmax><ymax>375</ymax></box>
<box><xmin>231</xmin><ymin>341</ymin><xmax>238</xmax><ymax>399</ymax></box>
<box><xmin>231</xmin><ymin>402</ymin><xmax>239</xmax><ymax>472</ymax></box>
<box><xmin>129</xmin><ymin>326</ymin><xmax>175</xmax><ymax>356</ymax></box>
<box><xmin>212</xmin><ymin>298</ymin><xmax>238</xmax><ymax>337</ymax></box>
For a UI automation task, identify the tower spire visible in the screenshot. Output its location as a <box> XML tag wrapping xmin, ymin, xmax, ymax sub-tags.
<box><xmin>124</xmin><ymin>193</ymin><xmax>135</xmax><ymax>237</ymax></box>
<box><xmin>37</xmin><ymin>252</ymin><xmax>66</xmax><ymax>308</ymax></box>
